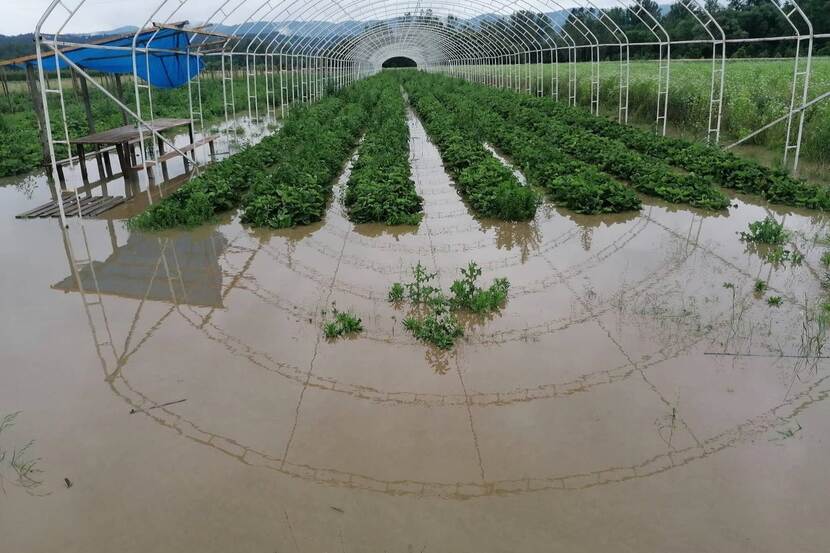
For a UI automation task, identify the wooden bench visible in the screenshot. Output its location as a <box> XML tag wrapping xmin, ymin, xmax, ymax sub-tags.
<box><xmin>130</xmin><ymin>135</ymin><xmax>219</xmax><ymax>171</ymax></box>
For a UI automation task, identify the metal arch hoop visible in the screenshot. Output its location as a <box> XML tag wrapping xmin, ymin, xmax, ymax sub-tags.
<box><xmin>32</xmin><ymin>0</ymin><xmax>827</xmax><ymax>234</ymax></box>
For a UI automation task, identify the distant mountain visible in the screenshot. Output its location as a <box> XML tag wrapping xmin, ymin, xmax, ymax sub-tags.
<box><xmin>94</xmin><ymin>25</ymin><xmax>139</xmax><ymax>36</ymax></box>
<box><xmin>208</xmin><ymin>20</ymin><xmax>370</xmax><ymax>38</ymax></box>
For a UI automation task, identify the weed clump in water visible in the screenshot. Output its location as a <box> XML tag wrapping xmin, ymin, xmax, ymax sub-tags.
<box><xmin>754</xmin><ymin>279</ymin><xmax>768</xmax><ymax>294</ymax></box>
<box><xmin>321</xmin><ymin>306</ymin><xmax>363</xmax><ymax>340</ymax></box>
<box><xmin>740</xmin><ymin>216</ymin><xmax>788</xmax><ymax>245</ymax></box>
<box><xmin>403</xmin><ymin>297</ymin><xmax>463</xmax><ymax>350</ymax></box>
<box><xmin>390</xmin><ymin>261</ymin><xmax>510</xmax><ymax>349</ymax></box>
<box><xmin>388</xmin><ymin>282</ymin><xmax>405</xmax><ymax>302</ymax></box>
<box><xmin>738</xmin><ymin>216</ymin><xmax>803</xmax><ymax>267</ymax></box>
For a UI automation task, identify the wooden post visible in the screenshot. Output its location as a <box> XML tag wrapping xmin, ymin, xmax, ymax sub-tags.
<box><xmin>0</xmin><ymin>68</ymin><xmax>10</xmax><ymax>109</ymax></box>
<box><xmin>25</xmin><ymin>64</ymin><xmax>52</xmax><ymax>168</ymax></box>
<box><xmin>77</xmin><ymin>70</ymin><xmax>105</xmax><ymax>178</ymax></box>
<box><xmin>113</xmin><ymin>74</ymin><xmax>129</xmax><ymax>126</ymax></box>
<box><xmin>70</xmin><ymin>68</ymin><xmax>80</xmax><ymax>97</ymax></box>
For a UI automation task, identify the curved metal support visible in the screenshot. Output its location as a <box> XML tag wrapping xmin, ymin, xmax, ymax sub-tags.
<box><xmin>676</xmin><ymin>0</ymin><xmax>727</xmax><ymax>144</ymax></box>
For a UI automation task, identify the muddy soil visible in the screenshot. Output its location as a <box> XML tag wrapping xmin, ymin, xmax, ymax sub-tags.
<box><xmin>1</xmin><ymin>110</ymin><xmax>830</xmax><ymax>553</ymax></box>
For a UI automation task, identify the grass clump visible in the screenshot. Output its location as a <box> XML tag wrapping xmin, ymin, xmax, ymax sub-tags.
<box><xmin>754</xmin><ymin>279</ymin><xmax>767</xmax><ymax>294</ymax></box>
<box><xmin>403</xmin><ymin>298</ymin><xmax>464</xmax><ymax>350</ymax></box>
<box><xmin>449</xmin><ymin>261</ymin><xmax>510</xmax><ymax>313</ymax></box>
<box><xmin>820</xmin><ymin>251</ymin><xmax>830</xmax><ymax>267</ymax></box>
<box><xmin>388</xmin><ymin>282</ymin><xmax>405</xmax><ymax>302</ymax></box>
<box><xmin>321</xmin><ymin>307</ymin><xmax>363</xmax><ymax>340</ymax></box>
<box><xmin>767</xmin><ymin>296</ymin><xmax>783</xmax><ymax>307</ymax></box>
<box><xmin>390</xmin><ymin>261</ymin><xmax>510</xmax><ymax>349</ymax></box>
<box><xmin>740</xmin><ymin>216</ymin><xmax>788</xmax><ymax>245</ymax></box>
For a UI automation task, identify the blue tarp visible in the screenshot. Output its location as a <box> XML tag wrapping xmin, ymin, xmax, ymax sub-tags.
<box><xmin>12</xmin><ymin>27</ymin><xmax>204</xmax><ymax>89</ymax></box>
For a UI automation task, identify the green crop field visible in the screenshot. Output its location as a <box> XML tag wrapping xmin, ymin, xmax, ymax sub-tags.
<box><xmin>1</xmin><ymin>59</ymin><xmax>828</xmax><ymax>181</ymax></box>
<box><xmin>0</xmin><ymin>73</ymin><xmax>317</xmax><ymax>178</ymax></box>
<box><xmin>129</xmin><ymin>70</ymin><xmax>830</xmax><ymax>236</ymax></box>
<box><xmin>468</xmin><ymin>58</ymin><xmax>830</xmax><ymax>170</ymax></box>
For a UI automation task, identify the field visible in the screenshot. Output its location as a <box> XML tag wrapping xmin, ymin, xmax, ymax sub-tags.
<box><xmin>2</xmin><ymin>59</ymin><xmax>829</xmax><ymax>180</ymax></box>
<box><xmin>474</xmin><ymin>58</ymin><xmax>830</xmax><ymax>168</ymax></box>
<box><xmin>129</xmin><ymin>70</ymin><xmax>830</xmax><ymax>234</ymax></box>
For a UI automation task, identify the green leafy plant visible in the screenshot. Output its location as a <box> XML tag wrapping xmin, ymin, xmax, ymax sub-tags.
<box><xmin>821</xmin><ymin>251</ymin><xmax>830</xmax><ymax>267</ymax></box>
<box><xmin>740</xmin><ymin>217</ymin><xmax>788</xmax><ymax>245</ymax></box>
<box><xmin>767</xmin><ymin>296</ymin><xmax>783</xmax><ymax>307</ymax></box>
<box><xmin>131</xmin><ymin>77</ymin><xmax>394</xmax><ymax>231</ymax></box>
<box><xmin>449</xmin><ymin>262</ymin><xmax>510</xmax><ymax>313</ymax></box>
<box><xmin>0</xmin><ymin>411</ymin><xmax>46</xmax><ymax>495</ymax></box>
<box><xmin>754</xmin><ymin>279</ymin><xmax>767</xmax><ymax>294</ymax></box>
<box><xmin>321</xmin><ymin>307</ymin><xmax>363</xmax><ymax>340</ymax></box>
<box><xmin>402</xmin><ymin>261</ymin><xmax>440</xmax><ymax>304</ymax></box>
<box><xmin>391</xmin><ymin>261</ymin><xmax>510</xmax><ymax>349</ymax></box>
<box><xmin>402</xmin><ymin>297</ymin><xmax>463</xmax><ymax>350</ymax></box>
<box><xmin>388</xmin><ymin>282</ymin><xmax>405</xmax><ymax>302</ymax></box>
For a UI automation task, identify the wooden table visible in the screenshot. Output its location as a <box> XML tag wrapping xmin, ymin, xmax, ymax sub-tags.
<box><xmin>70</xmin><ymin>118</ymin><xmax>195</xmax><ymax>182</ymax></box>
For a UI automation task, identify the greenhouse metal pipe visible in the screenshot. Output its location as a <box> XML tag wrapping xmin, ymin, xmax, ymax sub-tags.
<box><xmin>308</xmin><ymin>4</ymin><xmax>544</xmax><ymax>70</ymax></box>
<box><xmin>278</xmin><ymin>0</ymin><xmax>566</xmax><ymax>69</ymax></box>
<box><xmin>674</xmin><ymin>0</ymin><xmax>727</xmax><ymax>145</ymax></box>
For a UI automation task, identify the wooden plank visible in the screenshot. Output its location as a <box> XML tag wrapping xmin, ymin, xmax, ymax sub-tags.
<box><xmin>16</xmin><ymin>202</ymin><xmax>57</xmax><ymax>218</ymax></box>
<box><xmin>63</xmin><ymin>199</ymin><xmax>81</xmax><ymax>217</ymax></box>
<box><xmin>75</xmin><ymin>196</ymin><xmax>108</xmax><ymax>215</ymax></box>
<box><xmin>88</xmin><ymin>197</ymin><xmax>125</xmax><ymax>216</ymax></box>
<box><xmin>72</xmin><ymin>118</ymin><xmax>193</xmax><ymax>146</ymax></box>
<box><xmin>16</xmin><ymin>195</ymin><xmax>126</xmax><ymax>219</ymax></box>
<box><xmin>151</xmin><ymin>135</ymin><xmax>219</xmax><ymax>164</ymax></box>
<box><xmin>85</xmin><ymin>198</ymin><xmax>114</xmax><ymax>217</ymax></box>
<box><xmin>27</xmin><ymin>198</ymin><xmax>69</xmax><ymax>218</ymax></box>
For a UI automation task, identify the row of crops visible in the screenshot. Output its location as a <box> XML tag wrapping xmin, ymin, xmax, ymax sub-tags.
<box><xmin>403</xmin><ymin>71</ymin><xmax>830</xmax><ymax>213</ymax></box>
<box><xmin>131</xmin><ymin>69</ymin><xmax>830</xmax><ymax>232</ymax></box>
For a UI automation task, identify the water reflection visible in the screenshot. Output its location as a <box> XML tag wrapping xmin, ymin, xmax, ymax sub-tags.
<box><xmin>53</xmin><ymin>228</ymin><xmax>227</xmax><ymax>308</ymax></box>
<box><xmin>352</xmin><ymin>222</ymin><xmax>419</xmax><ymax>239</ymax></box>
<box><xmin>482</xmin><ymin>218</ymin><xmax>541</xmax><ymax>261</ymax></box>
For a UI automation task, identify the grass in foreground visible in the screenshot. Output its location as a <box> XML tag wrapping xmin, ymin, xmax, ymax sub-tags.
<box><xmin>390</xmin><ymin>261</ymin><xmax>510</xmax><ymax>349</ymax></box>
<box><xmin>322</xmin><ymin>307</ymin><xmax>363</xmax><ymax>339</ymax></box>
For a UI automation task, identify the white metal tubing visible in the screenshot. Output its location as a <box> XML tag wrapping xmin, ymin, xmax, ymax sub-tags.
<box><xmin>34</xmin><ymin>0</ymin><xmax>827</xmax><ymax>184</ymax></box>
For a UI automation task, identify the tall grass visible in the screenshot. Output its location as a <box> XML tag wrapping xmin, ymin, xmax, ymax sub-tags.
<box><xmin>465</xmin><ymin>58</ymin><xmax>830</xmax><ymax>166</ymax></box>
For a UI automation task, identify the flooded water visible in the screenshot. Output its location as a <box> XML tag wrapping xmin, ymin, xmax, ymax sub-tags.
<box><xmin>2</xmin><ymin>109</ymin><xmax>830</xmax><ymax>553</ymax></box>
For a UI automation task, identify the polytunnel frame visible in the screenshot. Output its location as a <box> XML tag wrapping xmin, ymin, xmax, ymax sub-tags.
<box><xmin>218</xmin><ymin>0</ymin><xmax>569</xmax><ymax>118</ymax></box>
<box><xmin>257</xmin><ymin>0</ymin><xmax>604</xmax><ymax>114</ymax></box>
<box><xmin>32</xmin><ymin>0</ymin><xmax>826</xmax><ymax>230</ymax></box>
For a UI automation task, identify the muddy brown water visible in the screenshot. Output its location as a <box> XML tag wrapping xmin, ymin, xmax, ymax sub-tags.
<box><xmin>2</xmin><ymin>109</ymin><xmax>830</xmax><ymax>553</ymax></box>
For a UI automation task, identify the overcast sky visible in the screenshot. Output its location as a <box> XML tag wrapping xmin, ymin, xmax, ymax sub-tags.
<box><xmin>2</xmin><ymin>0</ymin><xmax>640</xmax><ymax>36</ymax></box>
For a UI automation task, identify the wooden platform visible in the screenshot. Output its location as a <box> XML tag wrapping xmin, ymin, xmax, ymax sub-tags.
<box><xmin>16</xmin><ymin>194</ymin><xmax>126</xmax><ymax>219</ymax></box>
<box><xmin>71</xmin><ymin>118</ymin><xmax>192</xmax><ymax>145</ymax></box>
